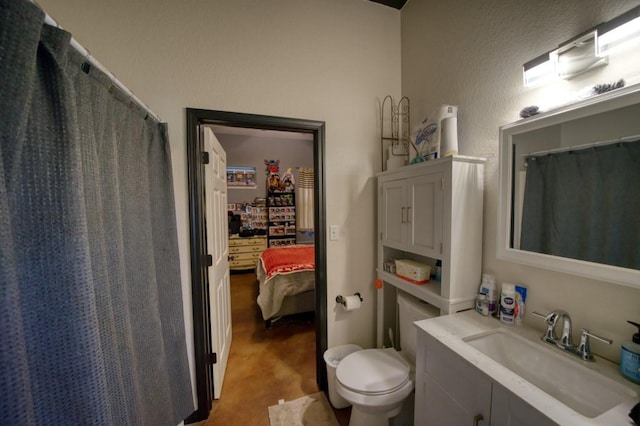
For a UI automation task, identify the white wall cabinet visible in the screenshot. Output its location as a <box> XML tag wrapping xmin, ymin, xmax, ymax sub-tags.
<box><xmin>376</xmin><ymin>156</ymin><xmax>485</xmax><ymax>346</ymax></box>
<box><xmin>415</xmin><ymin>331</ymin><xmax>556</xmax><ymax>426</ymax></box>
<box><xmin>381</xmin><ymin>172</ymin><xmax>443</xmax><ymax>258</ymax></box>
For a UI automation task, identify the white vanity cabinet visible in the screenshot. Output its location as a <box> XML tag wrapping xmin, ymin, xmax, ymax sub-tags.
<box><xmin>376</xmin><ymin>156</ymin><xmax>485</xmax><ymax>346</ymax></box>
<box><xmin>416</xmin><ymin>330</ymin><xmax>556</xmax><ymax>426</ymax></box>
<box><xmin>416</xmin><ymin>332</ymin><xmax>491</xmax><ymax>425</ymax></box>
<box><xmin>490</xmin><ymin>384</ymin><xmax>557</xmax><ymax>426</ymax></box>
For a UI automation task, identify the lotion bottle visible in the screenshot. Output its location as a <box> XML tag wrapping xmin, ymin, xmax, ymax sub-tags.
<box><xmin>621</xmin><ymin>320</ymin><xmax>640</xmax><ymax>384</ymax></box>
<box><xmin>499</xmin><ymin>283</ymin><xmax>516</xmax><ymax>326</ymax></box>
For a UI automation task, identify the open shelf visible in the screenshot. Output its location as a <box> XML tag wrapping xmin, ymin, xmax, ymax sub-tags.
<box><xmin>377</xmin><ymin>270</ymin><xmax>442</xmax><ymax>309</ymax></box>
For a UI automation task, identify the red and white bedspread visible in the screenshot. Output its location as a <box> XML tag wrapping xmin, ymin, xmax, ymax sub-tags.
<box><xmin>256</xmin><ymin>245</ymin><xmax>315</xmax><ymax>320</ymax></box>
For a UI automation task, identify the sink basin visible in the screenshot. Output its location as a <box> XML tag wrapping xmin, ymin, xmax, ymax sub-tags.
<box><xmin>464</xmin><ymin>329</ymin><xmax>637</xmax><ymax>418</ymax></box>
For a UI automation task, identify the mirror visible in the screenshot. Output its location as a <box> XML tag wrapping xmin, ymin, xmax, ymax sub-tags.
<box><xmin>498</xmin><ymin>83</ymin><xmax>640</xmax><ymax>289</ymax></box>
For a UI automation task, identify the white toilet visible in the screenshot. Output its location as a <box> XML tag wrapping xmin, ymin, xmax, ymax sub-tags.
<box><xmin>335</xmin><ymin>292</ymin><xmax>438</xmax><ymax>426</ymax></box>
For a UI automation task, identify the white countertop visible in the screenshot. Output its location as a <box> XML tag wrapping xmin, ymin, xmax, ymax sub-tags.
<box><xmin>414</xmin><ymin>310</ymin><xmax>640</xmax><ymax>425</ymax></box>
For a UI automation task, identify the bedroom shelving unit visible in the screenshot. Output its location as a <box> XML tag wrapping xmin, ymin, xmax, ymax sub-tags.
<box><xmin>267</xmin><ymin>190</ymin><xmax>296</xmax><ymax>247</ymax></box>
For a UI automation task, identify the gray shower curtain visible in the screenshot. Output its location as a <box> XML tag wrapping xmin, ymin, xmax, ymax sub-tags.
<box><xmin>0</xmin><ymin>0</ymin><xmax>193</xmax><ymax>424</ymax></box>
<box><xmin>520</xmin><ymin>140</ymin><xmax>640</xmax><ymax>269</ymax></box>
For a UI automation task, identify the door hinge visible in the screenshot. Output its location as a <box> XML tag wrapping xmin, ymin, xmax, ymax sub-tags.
<box><xmin>202</xmin><ymin>151</ymin><xmax>210</xmax><ymax>164</ymax></box>
<box><xmin>208</xmin><ymin>352</ymin><xmax>217</xmax><ymax>364</ymax></box>
<box><xmin>441</xmin><ymin>178</ymin><xmax>445</xmax><ymax>190</ymax></box>
<box><xmin>206</xmin><ymin>254</ymin><xmax>213</xmax><ymax>267</ymax></box>
<box><xmin>440</xmin><ymin>242</ymin><xmax>443</xmax><ymax>254</ymax></box>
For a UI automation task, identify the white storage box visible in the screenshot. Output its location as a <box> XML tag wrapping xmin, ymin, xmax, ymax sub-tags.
<box><xmin>395</xmin><ymin>259</ymin><xmax>431</xmax><ymax>285</ymax></box>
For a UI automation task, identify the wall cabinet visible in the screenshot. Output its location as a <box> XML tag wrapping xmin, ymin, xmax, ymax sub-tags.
<box><xmin>380</xmin><ymin>172</ymin><xmax>443</xmax><ymax>258</ymax></box>
<box><xmin>376</xmin><ymin>156</ymin><xmax>485</xmax><ymax>346</ymax></box>
<box><xmin>415</xmin><ymin>331</ymin><xmax>556</xmax><ymax>426</ymax></box>
<box><xmin>228</xmin><ymin>235</ymin><xmax>267</xmax><ymax>270</ymax></box>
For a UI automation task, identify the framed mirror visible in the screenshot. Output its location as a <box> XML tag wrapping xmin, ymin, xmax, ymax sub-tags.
<box><xmin>498</xmin><ymin>83</ymin><xmax>640</xmax><ymax>289</ymax></box>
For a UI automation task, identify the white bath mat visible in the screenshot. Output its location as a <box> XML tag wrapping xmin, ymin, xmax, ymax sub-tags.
<box><xmin>268</xmin><ymin>392</ymin><xmax>339</xmax><ymax>426</ymax></box>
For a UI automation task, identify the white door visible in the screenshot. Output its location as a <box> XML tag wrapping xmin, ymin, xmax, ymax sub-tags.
<box><xmin>203</xmin><ymin>126</ymin><xmax>232</xmax><ymax>399</ymax></box>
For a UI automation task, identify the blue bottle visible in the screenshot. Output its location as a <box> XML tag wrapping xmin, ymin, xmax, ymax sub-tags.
<box><xmin>621</xmin><ymin>320</ymin><xmax>640</xmax><ymax>384</ymax></box>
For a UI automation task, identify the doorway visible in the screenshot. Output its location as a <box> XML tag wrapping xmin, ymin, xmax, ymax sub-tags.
<box><xmin>185</xmin><ymin>109</ymin><xmax>327</xmax><ymax>423</ymax></box>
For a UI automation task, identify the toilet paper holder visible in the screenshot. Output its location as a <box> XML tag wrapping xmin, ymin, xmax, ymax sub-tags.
<box><xmin>336</xmin><ymin>293</ymin><xmax>363</xmax><ymax>306</ymax></box>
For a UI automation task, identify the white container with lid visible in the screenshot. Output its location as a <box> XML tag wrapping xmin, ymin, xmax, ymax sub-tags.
<box><xmin>479</xmin><ymin>273</ymin><xmax>498</xmax><ymax>315</ymax></box>
<box><xmin>475</xmin><ymin>294</ymin><xmax>489</xmax><ymax>316</ymax></box>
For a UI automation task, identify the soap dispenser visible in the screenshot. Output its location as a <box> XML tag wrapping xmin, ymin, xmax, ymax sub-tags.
<box><xmin>621</xmin><ymin>320</ymin><xmax>640</xmax><ymax>384</ymax></box>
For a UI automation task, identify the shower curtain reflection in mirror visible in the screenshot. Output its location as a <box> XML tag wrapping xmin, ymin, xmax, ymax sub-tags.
<box><xmin>520</xmin><ymin>140</ymin><xmax>640</xmax><ymax>270</ymax></box>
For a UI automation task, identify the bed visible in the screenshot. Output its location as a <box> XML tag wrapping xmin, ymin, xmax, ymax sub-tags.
<box><xmin>256</xmin><ymin>245</ymin><xmax>315</xmax><ymax>327</ymax></box>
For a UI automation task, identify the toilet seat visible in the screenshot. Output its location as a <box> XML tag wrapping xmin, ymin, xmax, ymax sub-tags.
<box><xmin>336</xmin><ymin>348</ymin><xmax>410</xmax><ymax>396</ymax></box>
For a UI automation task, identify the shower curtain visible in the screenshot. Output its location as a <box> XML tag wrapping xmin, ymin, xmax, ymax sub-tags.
<box><xmin>520</xmin><ymin>141</ymin><xmax>640</xmax><ymax>269</ymax></box>
<box><xmin>0</xmin><ymin>1</ymin><xmax>193</xmax><ymax>424</ymax></box>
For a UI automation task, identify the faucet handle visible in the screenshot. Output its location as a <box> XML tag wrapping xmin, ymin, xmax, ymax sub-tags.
<box><xmin>578</xmin><ymin>328</ymin><xmax>613</xmax><ymax>362</ymax></box>
<box><xmin>531</xmin><ymin>311</ymin><xmax>547</xmax><ymax>320</ymax></box>
<box><xmin>531</xmin><ymin>310</ymin><xmax>562</xmax><ymax>325</ymax></box>
<box><xmin>532</xmin><ymin>311</ymin><xmax>558</xmax><ymax>343</ymax></box>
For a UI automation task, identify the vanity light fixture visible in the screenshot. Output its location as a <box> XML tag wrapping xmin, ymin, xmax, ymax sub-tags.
<box><xmin>523</xmin><ymin>50</ymin><xmax>558</xmax><ymax>87</ymax></box>
<box><xmin>596</xmin><ymin>5</ymin><xmax>640</xmax><ymax>57</ymax></box>
<box><xmin>557</xmin><ymin>30</ymin><xmax>607</xmax><ymax>80</ymax></box>
<box><xmin>522</xmin><ymin>5</ymin><xmax>640</xmax><ymax>87</ymax></box>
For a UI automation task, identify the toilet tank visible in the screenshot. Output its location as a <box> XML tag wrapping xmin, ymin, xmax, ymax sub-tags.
<box><xmin>397</xmin><ymin>292</ymin><xmax>439</xmax><ymax>363</ymax></box>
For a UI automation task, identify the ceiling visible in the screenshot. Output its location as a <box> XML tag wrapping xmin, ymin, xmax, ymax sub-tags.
<box><xmin>369</xmin><ymin>0</ymin><xmax>408</xmax><ymax>9</ymax></box>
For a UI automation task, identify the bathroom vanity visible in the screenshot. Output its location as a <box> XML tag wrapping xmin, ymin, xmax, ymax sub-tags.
<box><xmin>376</xmin><ymin>155</ymin><xmax>485</xmax><ymax>347</ymax></box>
<box><xmin>414</xmin><ymin>311</ymin><xmax>640</xmax><ymax>425</ymax></box>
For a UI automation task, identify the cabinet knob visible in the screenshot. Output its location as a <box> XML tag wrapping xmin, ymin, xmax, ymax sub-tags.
<box><xmin>473</xmin><ymin>414</ymin><xmax>484</xmax><ymax>426</ymax></box>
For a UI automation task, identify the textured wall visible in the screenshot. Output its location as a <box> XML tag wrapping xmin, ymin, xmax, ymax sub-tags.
<box><xmin>38</xmin><ymin>0</ymin><xmax>401</xmax><ymax>406</ymax></box>
<box><xmin>402</xmin><ymin>0</ymin><xmax>640</xmax><ymax>363</ymax></box>
<box><xmin>215</xmin><ymin>131</ymin><xmax>314</xmax><ymax>204</ymax></box>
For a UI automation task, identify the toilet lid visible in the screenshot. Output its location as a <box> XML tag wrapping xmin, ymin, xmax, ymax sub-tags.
<box><xmin>336</xmin><ymin>349</ymin><xmax>410</xmax><ymax>395</ymax></box>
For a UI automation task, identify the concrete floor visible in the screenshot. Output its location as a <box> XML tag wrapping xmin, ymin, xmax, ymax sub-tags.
<box><xmin>204</xmin><ymin>271</ymin><xmax>350</xmax><ymax>425</ymax></box>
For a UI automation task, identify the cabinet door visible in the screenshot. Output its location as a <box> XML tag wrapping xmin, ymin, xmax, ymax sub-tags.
<box><xmin>380</xmin><ymin>179</ymin><xmax>407</xmax><ymax>249</ymax></box>
<box><xmin>416</xmin><ymin>333</ymin><xmax>492</xmax><ymax>425</ymax></box>
<box><xmin>490</xmin><ymin>384</ymin><xmax>556</xmax><ymax>426</ymax></box>
<box><xmin>407</xmin><ymin>173</ymin><xmax>443</xmax><ymax>258</ymax></box>
<box><xmin>421</xmin><ymin>375</ymin><xmax>488</xmax><ymax>426</ymax></box>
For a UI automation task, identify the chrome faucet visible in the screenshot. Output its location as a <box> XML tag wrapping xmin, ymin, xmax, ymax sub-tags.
<box><xmin>547</xmin><ymin>310</ymin><xmax>573</xmax><ymax>347</ymax></box>
<box><xmin>532</xmin><ymin>310</ymin><xmax>612</xmax><ymax>362</ymax></box>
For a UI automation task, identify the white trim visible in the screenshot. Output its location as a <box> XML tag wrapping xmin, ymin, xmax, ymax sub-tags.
<box><xmin>497</xmin><ymin>82</ymin><xmax>640</xmax><ymax>289</ymax></box>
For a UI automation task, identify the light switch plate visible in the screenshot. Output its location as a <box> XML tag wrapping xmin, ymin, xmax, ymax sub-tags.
<box><xmin>329</xmin><ymin>225</ymin><xmax>340</xmax><ymax>241</ymax></box>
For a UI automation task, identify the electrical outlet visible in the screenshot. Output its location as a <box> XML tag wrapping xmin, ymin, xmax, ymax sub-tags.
<box><xmin>329</xmin><ymin>225</ymin><xmax>340</xmax><ymax>241</ymax></box>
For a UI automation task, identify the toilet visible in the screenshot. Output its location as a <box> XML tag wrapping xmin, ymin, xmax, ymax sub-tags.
<box><xmin>335</xmin><ymin>292</ymin><xmax>439</xmax><ymax>426</ymax></box>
